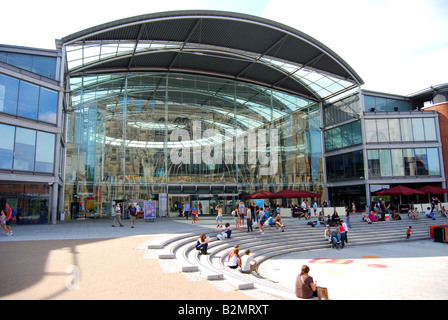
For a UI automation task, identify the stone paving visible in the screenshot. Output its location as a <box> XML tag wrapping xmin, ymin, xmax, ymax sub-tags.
<box><xmin>1</xmin><ymin>214</ymin><xmax>447</xmax><ymax>300</ymax></box>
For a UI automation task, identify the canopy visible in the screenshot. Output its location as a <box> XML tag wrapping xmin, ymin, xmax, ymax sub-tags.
<box><xmin>376</xmin><ymin>186</ymin><xmax>424</xmax><ymax>196</ymax></box>
<box><xmin>244</xmin><ymin>191</ymin><xmax>274</xmax><ymax>199</ymax></box>
<box><xmin>417</xmin><ymin>185</ymin><xmax>448</xmax><ymax>195</ymax></box>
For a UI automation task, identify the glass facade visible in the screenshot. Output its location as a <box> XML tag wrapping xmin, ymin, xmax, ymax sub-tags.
<box><xmin>0</xmin><ymin>51</ymin><xmax>57</xmax><ymax>79</ymax></box>
<box><xmin>367</xmin><ymin>148</ymin><xmax>440</xmax><ymax>178</ymax></box>
<box><xmin>365</xmin><ymin>95</ymin><xmax>410</xmax><ymax>112</ymax></box>
<box><xmin>0</xmin><ymin>123</ymin><xmax>56</xmax><ymax>173</ymax></box>
<box><xmin>64</xmin><ymin>72</ymin><xmax>324</xmax><ymax>216</ymax></box>
<box><xmin>0</xmin><ymin>73</ymin><xmax>58</xmax><ymax>124</ymax></box>
<box><xmin>365</xmin><ymin>117</ymin><xmax>437</xmax><ymax>143</ymax></box>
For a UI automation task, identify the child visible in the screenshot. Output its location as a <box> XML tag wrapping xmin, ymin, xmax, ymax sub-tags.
<box><xmin>406</xmin><ymin>226</ymin><xmax>412</xmax><ymax>239</ymax></box>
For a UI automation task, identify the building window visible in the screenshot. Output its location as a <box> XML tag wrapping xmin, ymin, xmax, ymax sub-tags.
<box><xmin>326</xmin><ymin>150</ymin><xmax>364</xmax><ymax>182</ymax></box>
<box><xmin>0</xmin><ymin>123</ymin><xmax>15</xmax><ymax>169</ymax></box>
<box><xmin>0</xmin><ymin>73</ymin><xmax>58</xmax><ymax>124</ymax></box>
<box><xmin>35</xmin><ymin>131</ymin><xmax>55</xmax><ymax>173</ymax></box>
<box><xmin>13</xmin><ymin>127</ymin><xmax>36</xmax><ymax>171</ymax></box>
<box><xmin>365</xmin><ymin>117</ymin><xmax>438</xmax><ymax>144</ymax></box>
<box><xmin>0</xmin><ymin>51</ymin><xmax>57</xmax><ymax>79</ymax></box>
<box><xmin>367</xmin><ymin>148</ymin><xmax>440</xmax><ymax>178</ymax></box>
<box><xmin>364</xmin><ymin>95</ymin><xmax>410</xmax><ymax>112</ymax></box>
<box><xmin>324</xmin><ymin>120</ymin><xmax>361</xmax><ymax>151</ymax></box>
<box><xmin>0</xmin><ymin>73</ymin><xmax>19</xmax><ymax>115</ymax></box>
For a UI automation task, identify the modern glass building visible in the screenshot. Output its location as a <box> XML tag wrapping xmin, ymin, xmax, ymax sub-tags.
<box><xmin>0</xmin><ymin>10</ymin><xmax>445</xmax><ymax>223</ymax></box>
<box><xmin>0</xmin><ymin>44</ymin><xmax>64</xmax><ymax>224</ymax></box>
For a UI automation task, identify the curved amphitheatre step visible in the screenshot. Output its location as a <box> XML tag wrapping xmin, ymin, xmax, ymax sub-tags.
<box><xmin>149</xmin><ymin>217</ymin><xmax>445</xmax><ymax>298</ymax></box>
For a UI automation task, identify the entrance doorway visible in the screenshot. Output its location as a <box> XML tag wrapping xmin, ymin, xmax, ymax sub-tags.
<box><xmin>167</xmin><ymin>184</ymin><xmax>238</xmax><ymax>217</ymax></box>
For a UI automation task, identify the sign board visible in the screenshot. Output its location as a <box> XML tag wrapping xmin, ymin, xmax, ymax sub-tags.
<box><xmin>144</xmin><ymin>201</ymin><xmax>156</xmax><ymax>221</ymax></box>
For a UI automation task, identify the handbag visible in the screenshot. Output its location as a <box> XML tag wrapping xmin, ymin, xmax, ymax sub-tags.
<box><xmin>301</xmin><ymin>276</ymin><xmax>329</xmax><ymax>300</ymax></box>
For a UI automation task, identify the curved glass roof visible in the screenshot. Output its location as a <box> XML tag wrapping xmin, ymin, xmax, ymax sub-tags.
<box><xmin>61</xmin><ymin>10</ymin><xmax>363</xmax><ymax>102</ymax></box>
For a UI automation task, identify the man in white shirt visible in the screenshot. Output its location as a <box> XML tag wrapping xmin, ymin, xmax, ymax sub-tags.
<box><xmin>241</xmin><ymin>249</ymin><xmax>258</xmax><ymax>275</ymax></box>
<box><xmin>112</xmin><ymin>203</ymin><xmax>124</xmax><ymax>227</ymax></box>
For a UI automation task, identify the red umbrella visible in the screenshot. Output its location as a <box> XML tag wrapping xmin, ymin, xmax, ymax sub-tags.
<box><xmin>376</xmin><ymin>185</ymin><xmax>424</xmax><ymax>204</ymax></box>
<box><xmin>244</xmin><ymin>190</ymin><xmax>274</xmax><ymax>199</ymax></box>
<box><xmin>377</xmin><ymin>185</ymin><xmax>424</xmax><ymax>196</ymax></box>
<box><xmin>270</xmin><ymin>189</ymin><xmax>317</xmax><ymax>198</ymax></box>
<box><xmin>417</xmin><ymin>185</ymin><xmax>448</xmax><ymax>195</ymax></box>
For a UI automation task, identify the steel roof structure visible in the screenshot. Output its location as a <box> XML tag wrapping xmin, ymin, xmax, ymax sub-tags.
<box><xmin>61</xmin><ymin>10</ymin><xmax>363</xmax><ymax>102</ymax></box>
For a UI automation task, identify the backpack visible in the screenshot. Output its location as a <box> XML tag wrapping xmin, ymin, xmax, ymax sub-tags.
<box><xmin>10</xmin><ymin>208</ymin><xmax>16</xmax><ymax>217</ymax></box>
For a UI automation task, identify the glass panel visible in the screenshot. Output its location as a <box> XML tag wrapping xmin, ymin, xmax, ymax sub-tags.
<box><xmin>38</xmin><ymin>87</ymin><xmax>58</xmax><ymax>124</ymax></box>
<box><xmin>427</xmin><ymin>148</ymin><xmax>440</xmax><ymax>175</ymax></box>
<box><xmin>17</xmin><ymin>81</ymin><xmax>39</xmax><ymax>119</ymax></box>
<box><xmin>13</xmin><ymin>127</ymin><xmax>36</xmax><ymax>171</ymax></box>
<box><xmin>0</xmin><ymin>124</ymin><xmax>15</xmax><ymax>169</ymax></box>
<box><xmin>376</xmin><ymin>119</ymin><xmax>389</xmax><ymax>142</ymax></box>
<box><xmin>400</xmin><ymin>118</ymin><xmax>413</xmax><ymax>141</ymax></box>
<box><xmin>423</xmin><ymin>118</ymin><xmax>436</xmax><ymax>141</ymax></box>
<box><xmin>7</xmin><ymin>53</ymin><xmax>32</xmax><ymax>70</ymax></box>
<box><xmin>388</xmin><ymin>119</ymin><xmax>401</xmax><ymax>142</ymax></box>
<box><xmin>341</xmin><ymin>123</ymin><xmax>352</xmax><ymax>148</ymax></box>
<box><xmin>365</xmin><ymin>95</ymin><xmax>375</xmax><ymax>111</ymax></box>
<box><xmin>375</xmin><ymin>97</ymin><xmax>387</xmax><ymax>111</ymax></box>
<box><xmin>397</xmin><ymin>100</ymin><xmax>410</xmax><ymax>111</ymax></box>
<box><xmin>391</xmin><ymin>149</ymin><xmax>404</xmax><ymax>176</ymax></box>
<box><xmin>32</xmin><ymin>56</ymin><xmax>57</xmax><ymax>79</ymax></box>
<box><xmin>414</xmin><ymin>148</ymin><xmax>428</xmax><ymax>175</ymax></box>
<box><xmin>0</xmin><ymin>73</ymin><xmax>19</xmax><ymax>115</ymax></box>
<box><xmin>35</xmin><ymin>132</ymin><xmax>55</xmax><ymax>173</ymax></box>
<box><xmin>332</xmin><ymin>127</ymin><xmax>342</xmax><ymax>149</ymax></box>
<box><xmin>379</xmin><ymin>149</ymin><xmax>392</xmax><ymax>176</ymax></box>
<box><xmin>403</xmin><ymin>149</ymin><xmax>416</xmax><ymax>176</ymax></box>
<box><xmin>412</xmin><ymin>118</ymin><xmax>425</xmax><ymax>141</ymax></box>
<box><xmin>367</xmin><ymin>149</ymin><xmax>380</xmax><ymax>177</ymax></box>
<box><xmin>351</xmin><ymin>121</ymin><xmax>362</xmax><ymax>145</ymax></box>
<box><xmin>365</xmin><ymin>120</ymin><xmax>377</xmax><ymax>143</ymax></box>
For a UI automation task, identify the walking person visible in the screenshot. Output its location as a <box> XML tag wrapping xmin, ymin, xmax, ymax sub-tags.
<box><xmin>184</xmin><ymin>202</ymin><xmax>190</xmax><ymax>219</ymax></box>
<box><xmin>112</xmin><ymin>203</ymin><xmax>124</xmax><ymax>227</ymax></box>
<box><xmin>0</xmin><ymin>209</ymin><xmax>9</xmax><ymax>235</ymax></box>
<box><xmin>215</xmin><ymin>204</ymin><xmax>223</xmax><ymax>228</ymax></box>
<box><xmin>345</xmin><ymin>205</ymin><xmax>351</xmax><ymax>228</ymax></box>
<box><xmin>128</xmin><ymin>203</ymin><xmax>137</xmax><ymax>228</ymax></box>
<box><xmin>5</xmin><ymin>203</ymin><xmax>13</xmax><ymax>236</ymax></box>
<box><xmin>239</xmin><ymin>201</ymin><xmax>245</xmax><ymax>228</ymax></box>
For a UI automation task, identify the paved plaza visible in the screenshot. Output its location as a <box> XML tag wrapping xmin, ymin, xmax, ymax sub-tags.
<box><xmin>0</xmin><ymin>215</ymin><xmax>447</xmax><ymax>301</ymax></box>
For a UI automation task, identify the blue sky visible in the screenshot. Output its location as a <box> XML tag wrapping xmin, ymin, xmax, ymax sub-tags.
<box><xmin>1</xmin><ymin>0</ymin><xmax>447</xmax><ymax>96</ymax></box>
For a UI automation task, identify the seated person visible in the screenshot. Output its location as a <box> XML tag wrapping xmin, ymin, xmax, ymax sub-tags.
<box><xmin>331</xmin><ymin>212</ymin><xmax>341</xmax><ymax>226</ymax></box>
<box><xmin>275</xmin><ymin>214</ymin><xmax>285</xmax><ymax>231</ymax></box>
<box><xmin>218</xmin><ymin>223</ymin><xmax>232</xmax><ymax>239</ymax></box>
<box><xmin>392</xmin><ymin>210</ymin><xmax>401</xmax><ymax>220</ymax></box>
<box><xmin>409</xmin><ymin>208</ymin><xmax>420</xmax><ymax>220</ymax></box>
<box><xmin>440</xmin><ymin>206</ymin><xmax>447</xmax><ymax>218</ymax></box>
<box><xmin>425</xmin><ymin>207</ymin><xmax>436</xmax><ymax>220</ymax></box>
<box><xmin>228</xmin><ymin>248</ymin><xmax>241</xmax><ymax>269</ymax></box>
<box><xmin>240</xmin><ymin>249</ymin><xmax>258</xmax><ymax>275</ymax></box>
<box><xmin>362</xmin><ymin>209</ymin><xmax>371</xmax><ymax>223</ymax></box>
<box><xmin>196</xmin><ymin>233</ymin><xmax>210</xmax><ymax>255</ymax></box>
<box><xmin>368</xmin><ymin>210</ymin><xmax>378</xmax><ymax>222</ymax></box>
<box><xmin>324</xmin><ymin>226</ymin><xmax>332</xmax><ymax>241</ymax></box>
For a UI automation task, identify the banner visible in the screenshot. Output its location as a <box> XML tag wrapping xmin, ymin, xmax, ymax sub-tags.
<box><xmin>254</xmin><ymin>199</ymin><xmax>264</xmax><ymax>208</ymax></box>
<box><xmin>159</xmin><ymin>193</ymin><xmax>168</xmax><ymax>217</ymax></box>
<box><xmin>144</xmin><ymin>201</ymin><xmax>156</xmax><ymax>221</ymax></box>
